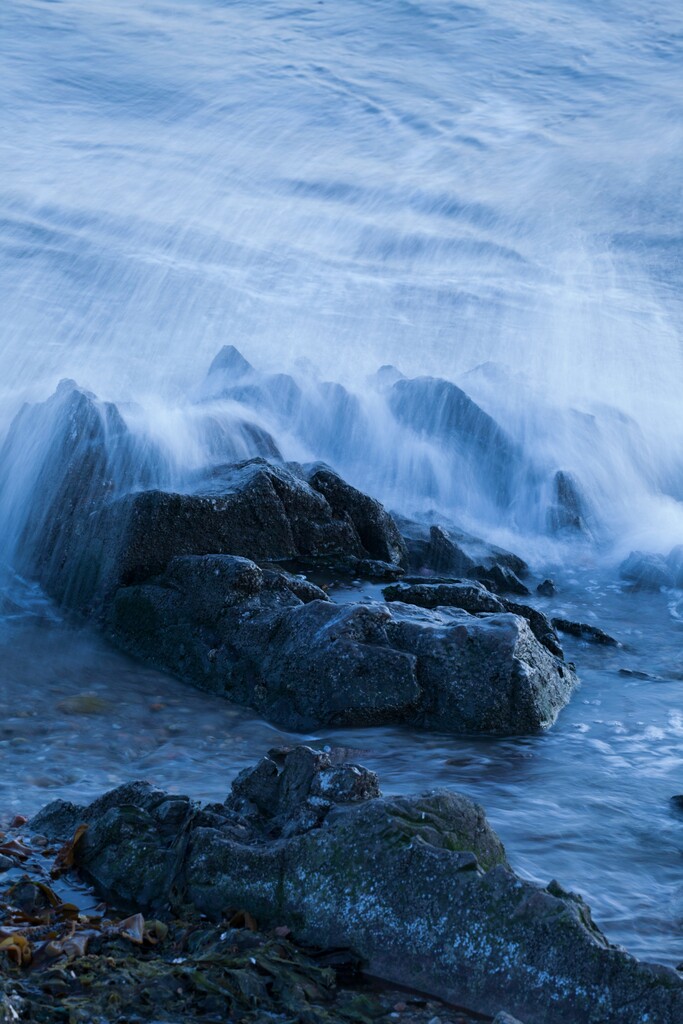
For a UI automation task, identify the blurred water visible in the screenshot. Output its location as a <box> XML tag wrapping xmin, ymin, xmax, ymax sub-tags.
<box><xmin>2</xmin><ymin>0</ymin><xmax>683</xmax><ymax>547</ymax></box>
<box><xmin>2</xmin><ymin>0</ymin><xmax>683</xmax><ymax>971</ymax></box>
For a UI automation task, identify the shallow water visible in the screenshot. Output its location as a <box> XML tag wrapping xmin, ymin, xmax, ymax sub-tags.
<box><xmin>2</xmin><ymin>569</ymin><xmax>683</xmax><ymax>966</ymax></box>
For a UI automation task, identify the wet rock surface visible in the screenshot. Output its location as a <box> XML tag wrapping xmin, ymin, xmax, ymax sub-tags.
<box><xmin>387</xmin><ymin>376</ymin><xmax>523</xmax><ymax>509</ymax></box>
<box><xmin>551</xmin><ymin>618</ymin><xmax>619</xmax><ymax>646</ymax></box>
<box><xmin>548</xmin><ymin>470</ymin><xmax>591</xmax><ymax>536</ymax></box>
<box><xmin>23</xmin><ymin>746</ymin><xmax>683</xmax><ymax>1024</ymax></box>
<box><xmin>109</xmin><ymin>553</ymin><xmax>576</xmax><ymax>733</ymax></box>
<box><xmin>383</xmin><ymin>582</ymin><xmax>563</xmax><ymax>658</ymax></box>
<box><xmin>1</xmin><ymin>814</ymin><xmax>488</xmax><ymax>1024</ymax></box>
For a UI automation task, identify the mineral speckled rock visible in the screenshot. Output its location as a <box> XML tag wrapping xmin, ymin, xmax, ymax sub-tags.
<box><xmin>109</xmin><ymin>553</ymin><xmax>576</xmax><ymax>734</ymax></box>
<box><xmin>33</xmin><ymin>745</ymin><xmax>683</xmax><ymax>1024</ymax></box>
<box><xmin>384</xmin><ymin>581</ymin><xmax>563</xmax><ymax>658</ymax></box>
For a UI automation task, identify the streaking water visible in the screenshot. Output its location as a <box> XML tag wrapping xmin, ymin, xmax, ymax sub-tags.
<box><xmin>2</xmin><ymin>0</ymin><xmax>683</xmax><ymax>971</ymax></box>
<box><xmin>2</xmin><ymin>0</ymin><xmax>683</xmax><ymax>549</ymax></box>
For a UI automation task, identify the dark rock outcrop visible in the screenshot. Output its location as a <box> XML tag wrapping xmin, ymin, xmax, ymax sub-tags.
<box><xmin>32</xmin><ymin>746</ymin><xmax>683</xmax><ymax>1024</ymax></box>
<box><xmin>110</xmin><ymin>554</ymin><xmax>575</xmax><ymax>733</ymax></box>
<box><xmin>2</xmin><ymin>382</ymin><xmax>407</xmax><ymax>612</ymax></box>
<box><xmin>305</xmin><ymin>464</ymin><xmax>408</xmax><ymax>568</ymax></box>
<box><xmin>469</xmin><ymin>563</ymin><xmax>530</xmax><ymax>596</ymax></box>
<box><xmin>384</xmin><ymin>580</ymin><xmax>505</xmax><ymax>614</ymax></box>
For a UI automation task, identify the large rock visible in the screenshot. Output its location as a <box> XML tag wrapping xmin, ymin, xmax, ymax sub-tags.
<box><xmin>33</xmin><ymin>746</ymin><xmax>683</xmax><ymax>1024</ymax></box>
<box><xmin>69</xmin><ymin>458</ymin><xmax>375</xmax><ymax>610</ymax></box>
<box><xmin>110</xmin><ymin>553</ymin><xmax>575</xmax><ymax>733</ymax></box>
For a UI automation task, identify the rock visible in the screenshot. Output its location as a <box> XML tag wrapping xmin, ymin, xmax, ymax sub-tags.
<box><xmin>502</xmin><ymin>601</ymin><xmax>563</xmax><ymax>658</ymax></box>
<box><xmin>536</xmin><ymin>579</ymin><xmax>556</xmax><ymax>596</ymax></box>
<box><xmin>305</xmin><ymin>464</ymin><xmax>408</xmax><ymax>567</ymax></box>
<box><xmin>388</xmin><ymin>376</ymin><xmax>522</xmax><ymax>508</ymax></box>
<box><xmin>384</xmin><ymin>582</ymin><xmax>562</xmax><ymax>657</ymax></box>
<box><xmin>29</xmin><ymin>798</ymin><xmax>87</xmax><ymax>840</ymax></box>
<box><xmin>206</xmin><ymin>344</ymin><xmax>255</xmax><ymax>381</ymax></box>
<box><xmin>20</xmin><ymin>444</ymin><xmax>408</xmax><ymax>611</ymax></box>
<box><xmin>309</xmin><ymin>381</ymin><xmax>367</xmax><ymax>461</ymax></box>
<box><xmin>110</xmin><ymin>553</ymin><xmax>576</xmax><ymax>734</ymax></box>
<box><xmin>371</xmin><ymin>364</ymin><xmax>404</xmax><ymax>389</ymax></box>
<box><xmin>354</xmin><ymin>558</ymin><xmax>405</xmax><ymax>581</ymax></box>
<box><xmin>469</xmin><ymin>564</ymin><xmax>530</xmax><ymax>596</ymax></box>
<box><xmin>619</xmin><ymin>551</ymin><xmax>674</xmax><ymax>591</ymax></box>
<box><xmin>669</xmin><ymin>795</ymin><xmax>683</xmax><ymax>813</ymax></box>
<box><xmin>198</xmin><ymin>413</ymin><xmax>282</xmax><ymax>462</ymax></box>
<box><xmin>547</xmin><ymin>470</ymin><xmax>589</xmax><ymax>535</ymax></box>
<box><xmin>55</xmin><ymin>746</ymin><xmax>683</xmax><ymax>1024</ymax></box>
<box><xmin>383</xmin><ymin>580</ymin><xmax>505</xmax><ymax>614</ymax></box>
<box><xmin>397</xmin><ymin>520</ymin><xmax>528</xmax><ymax>580</ymax></box>
<box><xmin>0</xmin><ymin>380</ymin><xmax>151</xmax><ymax>607</ymax></box>
<box><xmin>552</xmin><ymin>618</ymin><xmax>619</xmax><ymax>646</ymax></box>
<box><xmin>493</xmin><ymin>1014</ymin><xmax>526</xmax><ymax>1024</ymax></box>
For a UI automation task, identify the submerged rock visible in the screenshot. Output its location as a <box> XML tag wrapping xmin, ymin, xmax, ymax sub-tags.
<box><xmin>619</xmin><ymin>551</ymin><xmax>674</xmax><ymax>591</ymax></box>
<box><xmin>32</xmin><ymin>746</ymin><xmax>683</xmax><ymax>1024</ymax></box>
<box><xmin>552</xmin><ymin>618</ymin><xmax>619</xmax><ymax>646</ymax></box>
<box><xmin>110</xmin><ymin>553</ymin><xmax>575</xmax><ymax>733</ymax></box>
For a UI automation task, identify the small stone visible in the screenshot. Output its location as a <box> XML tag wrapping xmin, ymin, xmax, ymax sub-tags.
<box><xmin>0</xmin><ymin>854</ymin><xmax>14</xmax><ymax>872</ymax></box>
<box><xmin>10</xmin><ymin>814</ymin><xmax>27</xmax><ymax>827</ymax></box>
<box><xmin>536</xmin><ymin>579</ymin><xmax>556</xmax><ymax>596</ymax></box>
<box><xmin>393</xmin><ymin>1002</ymin><xmax>407</xmax><ymax>1012</ymax></box>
